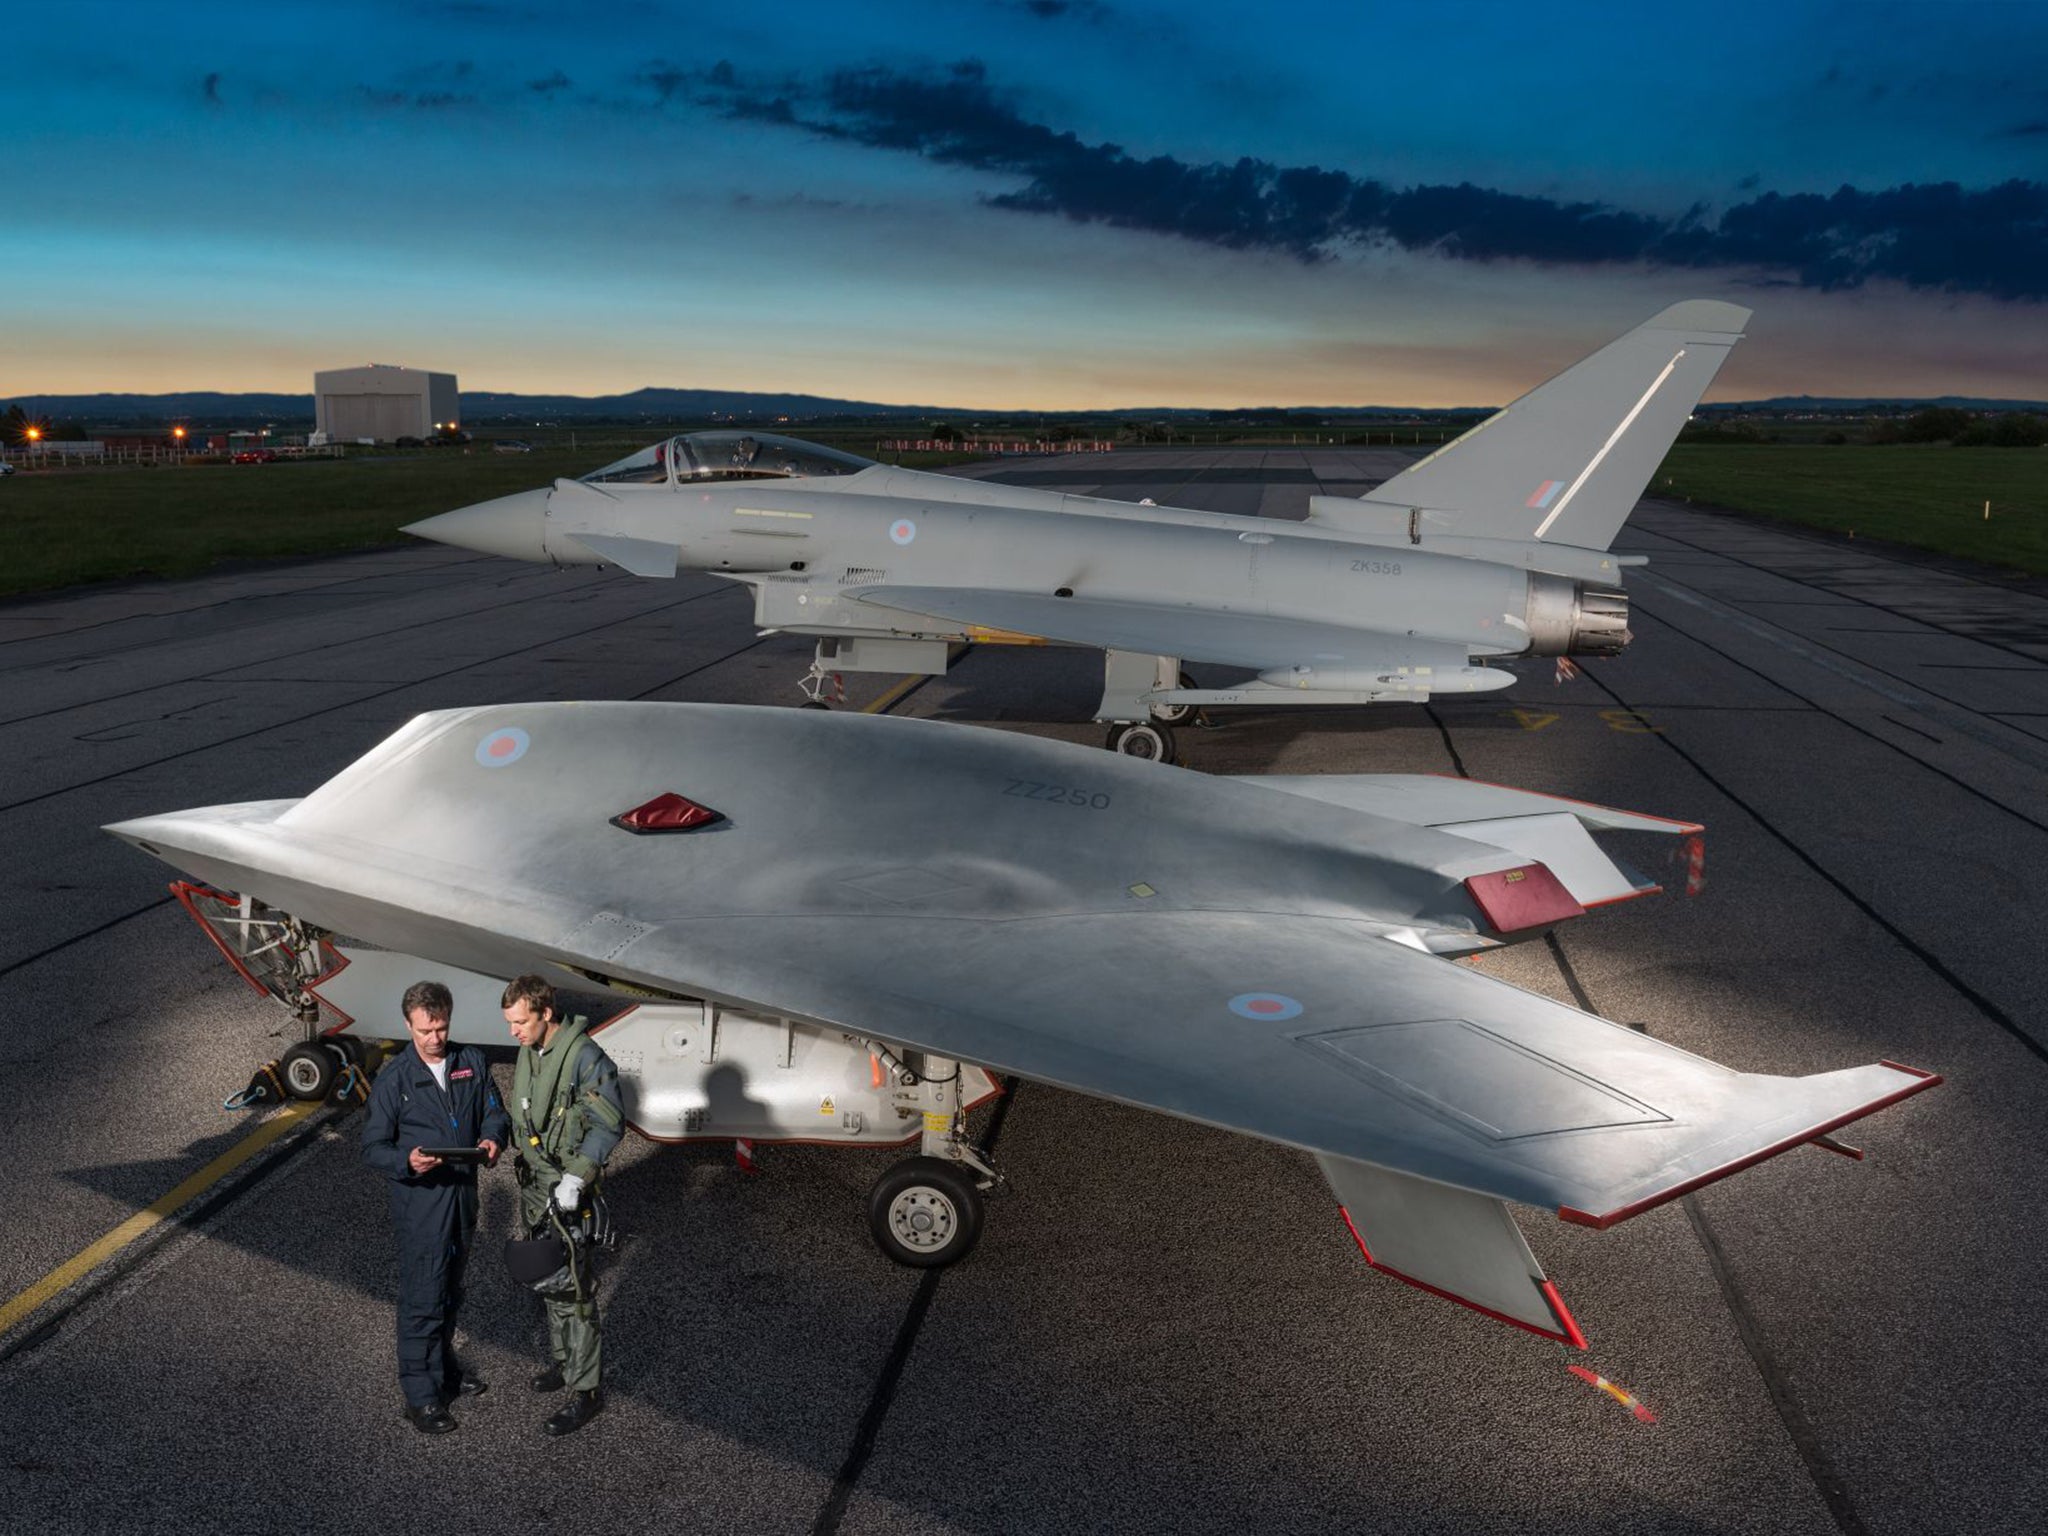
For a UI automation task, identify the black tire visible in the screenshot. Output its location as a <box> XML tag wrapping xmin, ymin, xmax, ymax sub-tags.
<box><xmin>799</xmin><ymin>701</ymin><xmax>831</xmax><ymax>710</ymax></box>
<box><xmin>1150</xmin><ymin>671</ymin><xmax>1199</xmax><ymax>726</ymax></box>
<box><xmin>867</xmin><ymin>1156</ymin><xmax>983</xmax><ymax>1268</ymax></box>
<box><xmin>279</xmin><ymin>1041</ymin><xmax>338</xmax><ymax>1102</ymax></box>
<box><xmin>1107</xmin><ymin>721</ymin><xmax>1174</xmax><ymax>762</ymax></box>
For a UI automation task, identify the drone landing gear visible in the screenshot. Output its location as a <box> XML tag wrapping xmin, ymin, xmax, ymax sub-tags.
<box><xmin>866</xmin><ymin>1052</ymin><xmax>1002</xmax><ymax>1269</ymax></box>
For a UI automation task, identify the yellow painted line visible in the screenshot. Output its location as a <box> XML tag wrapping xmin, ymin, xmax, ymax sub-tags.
<box><xmin>862</xmin><ymin>675</ymin><xmax>927</xmax><ymax>715</ymax></box>
<box><xmin>0</xmin><ymin>1099</ymin><xmax>322</xmax><ymax>1337</ymax></box>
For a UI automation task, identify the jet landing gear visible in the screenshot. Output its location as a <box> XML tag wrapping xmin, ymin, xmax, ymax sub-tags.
<box><xmin>798</xmin><ymin>654</ymin><xmax>844</xmax><ymax>710</ymax></box>
<box><xmin>1105</xmin><ymin>721</ymin><xmax>1175</xmax><ymax>762</ymax></box>
<box><xmin>1097</xmin><ymin>651</ymin><xmax>1204</xmax><ymax>762</ymax></box>
<box><xmin>866</xmin><ymin>1051</ymin><xmax>1002</xmax><ymax>1269</ymax></box>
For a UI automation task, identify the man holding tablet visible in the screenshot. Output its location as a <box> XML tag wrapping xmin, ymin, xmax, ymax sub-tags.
<box><xmin>361</xmin><ymin>979</ymin><xmax>510</xmax><ymax>1434</ymax></box>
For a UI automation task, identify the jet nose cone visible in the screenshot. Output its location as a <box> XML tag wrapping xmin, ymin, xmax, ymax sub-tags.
<box><xmin>404</xmin><ymin>487</ymin><xmax>550</xmax><ymax>563</ymax></box>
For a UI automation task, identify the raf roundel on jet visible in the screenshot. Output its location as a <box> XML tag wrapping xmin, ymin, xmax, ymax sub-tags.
<box><xmin>404</xmin><ymin>302</ymin><xmax>1750</xmax><ymax>759</ymax></box>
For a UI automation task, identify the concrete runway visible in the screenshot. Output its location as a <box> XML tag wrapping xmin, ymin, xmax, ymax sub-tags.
<box><xmin>0</xmin><ymin>448</ymin><xmax>2040</xmax><ymax>1534</ymax></box>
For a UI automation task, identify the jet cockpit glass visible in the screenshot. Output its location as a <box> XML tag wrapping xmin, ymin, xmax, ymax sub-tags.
<box><xmin>580</xmin><ymin>432</ymin><xmax>875</xmax><ymax>488</ymax></box>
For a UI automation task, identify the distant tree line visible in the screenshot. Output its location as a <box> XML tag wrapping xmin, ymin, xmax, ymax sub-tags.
<box><xmin>1680</xmin><ymin>410</ymin><xmax>2048</xmax><ymax>447</ymax></box>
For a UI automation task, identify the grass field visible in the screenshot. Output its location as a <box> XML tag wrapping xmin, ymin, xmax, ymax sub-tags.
<box><xmin>1</xmin><ymin>440</ymin><xmax>2042</xmax><ymax>599</ymax></box>
<box><xmin>1654</xmin><ymin>445</ymin><xmax>2048</xmax><ymax>575</ymax></box>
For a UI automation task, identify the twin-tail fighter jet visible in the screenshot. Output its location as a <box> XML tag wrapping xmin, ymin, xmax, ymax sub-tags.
<box><xmin>107</xmin><ymin>702</ymin><xmax>1935</xmax><ymax>1348</ymax></box>
<box><xmin>406</xmin><ymin>302</ymin><xmax>1749</xmax><ymax>760</ymax></box>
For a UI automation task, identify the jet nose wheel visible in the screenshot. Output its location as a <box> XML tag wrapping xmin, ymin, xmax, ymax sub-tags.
<box><xmin>868</xmin><ymin>1155</ymin><xmax>984</xmax><ymax>1268</ymax></box>
<box><xmin>1106</xmin><ymin>721</ymin><xmax>1175</xmax><ymax>763</ymax></box>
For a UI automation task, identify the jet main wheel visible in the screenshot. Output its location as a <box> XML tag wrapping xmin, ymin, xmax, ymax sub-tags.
<box><xmin>1149</xmin><ymin>671</ymin><xmax>1199</xmax><ymax>726</ymax></box>
<box><xmin>279</xmin><ymin>1041</ymin><xmax>340</xmax><ymax>1102</ymax></box>
<box><xmin>1106</xmin><ymin>721</ymin><xmax>1175</xmax><ymax>763</ymax></box>
<box><xmin>868</xmin><ymin>1155</ymin><xmax>984</xmax><ymax>1268</ymax></box>
<box><xmin>799</xmin><ymin>701</ymin><xmax>831</xmax><ymax>710</ymax></box>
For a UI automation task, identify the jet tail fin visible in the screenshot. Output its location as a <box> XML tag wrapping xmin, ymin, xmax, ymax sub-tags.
<box><xmin>1345</xmin><ymin>301</ymin><xmax>1749</xmax><ymax>551</ymax></box>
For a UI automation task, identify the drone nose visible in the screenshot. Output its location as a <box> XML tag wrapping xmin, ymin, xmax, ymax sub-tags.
<box><xmin>404</xmin><ymin>487</ymin><xmax>550</xmax><ymax>562</ymax></box>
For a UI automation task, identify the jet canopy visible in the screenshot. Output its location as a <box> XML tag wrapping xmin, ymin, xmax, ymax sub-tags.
<box><xmin>581</xmin><ymin>431</ymin><xmax>876</xmax><ymax>487</ymax></box>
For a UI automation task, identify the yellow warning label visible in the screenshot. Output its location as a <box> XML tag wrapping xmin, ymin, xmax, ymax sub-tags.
<box><xmin>819</xmin><ymin>1095</ymin><xmax>836</xmax><ymax>1116</ymax></box>
<box><xmin>923</xmin><ymin>1112</ymin><xmax>952</xmax><ymax>1135</ymax></box>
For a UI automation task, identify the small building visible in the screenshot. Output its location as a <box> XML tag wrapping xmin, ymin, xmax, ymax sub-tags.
<box><xmin>313</xmin><ymin>364</ymin><xmax>459</xmax><ymax>443</ymax></box>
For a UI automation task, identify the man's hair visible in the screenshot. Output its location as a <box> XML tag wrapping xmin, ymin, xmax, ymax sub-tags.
<box><xmin>401</xmin><ymin>980</ymin><xmax>453</xmax><ymax>1023</ymax></box>
<box><xmin>501</xmin><ymin>973</ymin><xmax>556</xmax><ymax>1016</ymax></box>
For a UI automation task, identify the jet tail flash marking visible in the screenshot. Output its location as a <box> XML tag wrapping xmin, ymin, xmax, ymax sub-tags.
<box><xmin>1345</xmin><ymin>300</ymin><xmax>1750</xmax><ymax>553</ymax></box>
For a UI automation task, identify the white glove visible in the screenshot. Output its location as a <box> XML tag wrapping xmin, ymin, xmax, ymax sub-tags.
<box><xmin>552</xmin><ymin>1173</ymin><xmax>585</xmax><ymax>1212</ymax></box>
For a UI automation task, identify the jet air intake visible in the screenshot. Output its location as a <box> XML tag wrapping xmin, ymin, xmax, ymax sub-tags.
<box><xmin>1524</xmin><ymin>574</ymin><xmax>1631</xmax><ymax>658</ymax></box>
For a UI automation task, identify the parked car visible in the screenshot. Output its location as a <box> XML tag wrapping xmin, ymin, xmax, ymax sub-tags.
<box><xmin>492</xmin><ymin>440</ymin><xmax>535</xmax><ymax>454</ymax></box>
<box><xmin>0</xmin><ymin>461</ymin><xmax>14</xmax><ymax>476</ymax></box>
<box><xmin>232</xmin><ymin>449</ymin><xmax>278</xmax><ymax>464</ymax></box>
<box><xmin>394</xmin><ymin>435</ymin><xmax>425</xmax><ymax>449</ymax></box>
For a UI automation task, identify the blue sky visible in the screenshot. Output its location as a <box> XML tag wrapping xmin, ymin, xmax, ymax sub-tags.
<box><xmin>5</xmin><ymin>0</ymin><xmax>2044</xmax><ymax>406</ymax></box>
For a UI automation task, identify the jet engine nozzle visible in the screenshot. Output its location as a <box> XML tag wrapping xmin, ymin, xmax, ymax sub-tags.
<box><xmin>1523</xmin><ymin>574</ymin><xmax>1631</xmax><ymax>658</ymax></box>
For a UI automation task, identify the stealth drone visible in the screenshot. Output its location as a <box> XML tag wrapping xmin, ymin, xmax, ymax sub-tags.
<box><xmin>407</xmin><ymin>303</ymin><xmax>1748</xmax><ymax>759</ymax></box>
<box><xmin>107</xmin><ymin>703</ymin><xmax>1934</xmax><ymax>1347</ymax></box>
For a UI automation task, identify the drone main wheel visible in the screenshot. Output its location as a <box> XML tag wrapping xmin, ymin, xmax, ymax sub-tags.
<box><xmin>868</xmin><ymin>1155</ymin><xmax>984</xmax><ymax>1269</ymax></box>
<box><xmin>1106</xmin><ymin>721</ymin><xmax>1175</xmax><ymax>763</ymax></box>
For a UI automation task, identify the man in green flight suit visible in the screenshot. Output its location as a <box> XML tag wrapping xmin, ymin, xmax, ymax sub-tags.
<box><xmin>501</xmin><ymin>973</ymin><xmax>626</xmax><ymax>1436</ymax></box>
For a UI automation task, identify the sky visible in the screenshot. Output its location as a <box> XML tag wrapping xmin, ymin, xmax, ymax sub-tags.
<box><xmin>3</xmin><ymin>0</ymin><xmax>2045</xmax><ymax>408</ymax></box>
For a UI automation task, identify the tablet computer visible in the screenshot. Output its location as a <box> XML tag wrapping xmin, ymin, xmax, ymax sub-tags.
<box><xmin>418</xmin><ymin>1146</ymin><xmax>489</xmax><ymax>1164</ymax></box>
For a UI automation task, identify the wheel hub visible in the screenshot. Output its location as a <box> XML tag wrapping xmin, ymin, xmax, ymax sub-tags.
<box><xmin>888</xmin><ymin>1187</ymin><xmax>958</xmax><ymax>1251</ymax></box>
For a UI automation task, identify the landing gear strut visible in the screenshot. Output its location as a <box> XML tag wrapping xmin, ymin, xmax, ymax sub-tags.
<box><xmin>798</xmin><ymin>650</ymin><xmax>844</xmax><ymax>709</ymax></box>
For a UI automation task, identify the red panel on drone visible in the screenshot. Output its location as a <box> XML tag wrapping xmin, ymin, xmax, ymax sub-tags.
<box><xmin>1464</xmin><ymin>863</ymin><xmax>1585</xmax><ymax>932</ymax></box>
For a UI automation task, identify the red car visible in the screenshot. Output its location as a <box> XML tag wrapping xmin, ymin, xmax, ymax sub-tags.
<box><xmin>232</xmin><ymin>449</ymin><xmax>278</xmax><ymax>464</ymax></box>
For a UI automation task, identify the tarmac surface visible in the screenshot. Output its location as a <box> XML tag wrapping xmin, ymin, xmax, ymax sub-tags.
<box><xmin>0</xmin><ymin>447</ymin><xmax>2042</xmax><ymax>1534</ymax></box>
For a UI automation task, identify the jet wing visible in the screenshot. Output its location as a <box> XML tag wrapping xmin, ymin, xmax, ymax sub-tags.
<box><xmin>851</xmin><ymin>586</ymin><xmax>1449</xmax><ymax>671</ymax></box>
<box><xmin>595</xmin><ymin>906</ymin><xmax>1934</xmax><ymax>1227</ymax></box>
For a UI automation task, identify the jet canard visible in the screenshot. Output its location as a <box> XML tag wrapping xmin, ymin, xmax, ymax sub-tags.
<box><xmin>406</xmin><ymin>302</ymin><xmax>1749</xmax><ymax>760</ymax></box>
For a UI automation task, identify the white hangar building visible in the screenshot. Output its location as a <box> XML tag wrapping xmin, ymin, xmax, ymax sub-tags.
<box><xmin>314</xmin><ymin>365</ymin><xmax>460</xmax><ymax>443</ymax></box>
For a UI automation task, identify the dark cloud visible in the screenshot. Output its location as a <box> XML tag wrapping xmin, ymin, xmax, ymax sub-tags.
<box><xmin>360</xmin><ymin>60</ymin><xmax>481</xmax><ymax>112</ymax></box>
<box><xmin>201</xmin><ymin>72</ymin><xmax>221</xmax><ymax>108</ymax></box>
<box><xmin>679</xmin><ymin>58</ymin><xmax>2048</xmax><ymax>299</ymax></box>
<box><xmin>528</xmin><ymin>70</ymin><xmax>571</xmax><ymax>94</ymax></box>
<box><xmin>1012</xmin><ymin>1</ymin><xmax>1114</xmax><ymax>22</ymax></box>
<box><xmin>1997</xmin><ymin>120</ymin><xmax>2048</xmax><ymax>137</ymax></box>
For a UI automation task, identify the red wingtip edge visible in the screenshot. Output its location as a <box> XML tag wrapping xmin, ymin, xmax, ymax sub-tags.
<box><xmin>1558</xmin><ymin>1060</ymin><xmax>1943</xmax><ymax>1230</ymax></box>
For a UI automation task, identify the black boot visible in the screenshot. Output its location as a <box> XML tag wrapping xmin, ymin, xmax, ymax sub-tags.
<box><xmin>405</xmin><ymin>1402</ymin><xmax>458</xmax><ymax>1435</ymax></box>
<box><xmin>543</xmin><ymin>1389</ymin><xmax>603</xmax><ymax>1436</ymax></box>
<box><xmin>531</xmin><ymin>1364</ymin><xmax>565</xmax><ymax>1393</ymax></box>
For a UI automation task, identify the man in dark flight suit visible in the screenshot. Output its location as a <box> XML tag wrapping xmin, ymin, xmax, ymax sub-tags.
<box><xmin>362</xmin><ymin>980</ymin><xmax>510</xmax><ymax>1434</ymax></box>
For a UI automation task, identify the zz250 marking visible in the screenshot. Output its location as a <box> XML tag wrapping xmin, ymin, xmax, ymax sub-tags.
<box><xmin>1349</xmin><ymin>559</ymin><xmax>1403</xmax><ymax>575</ymax></box>
<box><xmin>1003</xmin><ymin>779</ymin><xmax>1112</xmax><ymax>810</ymax></box>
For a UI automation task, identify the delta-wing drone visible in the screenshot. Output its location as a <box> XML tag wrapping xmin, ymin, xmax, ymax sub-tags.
<box><xmin>406</xmin><ymin>302</ymin><xmax>1748</xmax><ymax>760</ymax></box>
<box><xmin>106</xmin><ymin>703</ymin><xmax>1935</xmax><ymax>1348</ymax></box>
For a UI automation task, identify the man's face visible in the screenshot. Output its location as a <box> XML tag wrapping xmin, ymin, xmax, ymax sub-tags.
<box><xmin>504</xmin><ymin>998</ymin><xmax>553</xmax><ymax>1049</ymax></box>
<box><xmin>405</xmin><ymin>1006</ymin><xmax>451</xmax><ymax>1063</ymax></box>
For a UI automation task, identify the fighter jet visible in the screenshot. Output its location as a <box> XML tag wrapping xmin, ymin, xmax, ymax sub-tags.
<box><xmin>406</xmin><ymin>302</ymin><xmax>1747</xmax><ymax>759</ymax></box>
<box><xmin>106</xmin><ymin>703</ymin><xmax>1935</xmax><ymax>1347</ymax></box>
